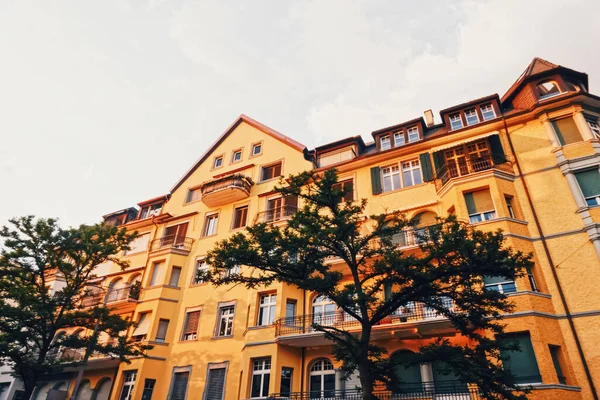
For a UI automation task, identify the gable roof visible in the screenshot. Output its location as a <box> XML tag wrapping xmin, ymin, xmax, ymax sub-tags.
<box><xmin>171</xmin><ymin>114</ymin><xmax>306</xmax><ymax>192</ymax></box>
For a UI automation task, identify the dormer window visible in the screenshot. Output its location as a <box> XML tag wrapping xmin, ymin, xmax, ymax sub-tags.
<box><xmin>139</xmin><ymin>203</ymin><xmax>162</xmax><ymax>219</ymax></box>
<box><xmin>465</xmin><ymin>109</ymin><xmax>479</xmax><ymax>126</ymax></box>
<box><xmin>537</xmin><ymin>81</ymin><xmax>561</xmax><ymax>100</ymax></box>
<box><xmin>380</xmin><ymin>135</ymin><xmax>391</xmax><ymax>151</ymax></box>
<box><xmin>407</xmin><ymin>126</ymin><xmax>419</xmax><ymax>143</ymax></box>
<box><xmin>213</xmin><ymin>156</ymin><xmax>223</xmax><ymax>169</ymax></box>
<box><xmin>449</xmin><ymin>113</ymin><xmax>463</xmax><ymax>130</ymax></box>
<box><xmin>393</xmin><ymin>132</ymin><xmax>405</xmax><ymax>147</ymax></box>
<box><xmin>564</xmin><ymin>81</ymin><xmax>581</xmax><ymax>92</ymax></box>
<box><xmin>481</xmin><ymin>104</ymin><xmax>496</xmax><ymax>121</ymax></box>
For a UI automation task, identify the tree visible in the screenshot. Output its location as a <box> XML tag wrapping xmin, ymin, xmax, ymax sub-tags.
<box><xmin>0</xmin><ymin>216</ymin><xmax>150</xmax><ymax>399</ymax></box>
<box><xmin>204</xmin><ymin>169</ymin><xmax>533</xmax><ymax>400</ymax></box>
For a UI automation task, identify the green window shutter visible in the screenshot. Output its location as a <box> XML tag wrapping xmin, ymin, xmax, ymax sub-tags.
<box><xmin>370</xmin><ymin>167</ymin><xmax>382</xmax><ymax>195</ymax></box>
<box><xmin>433</xmin><ymin>151</ymin><xmax>445</xmax><ymax>176</ymax></box>
<box><xmin>498</xmin><ymin>333</ymin><xmax>541</xmax><ymax>384</ymax></box>
<box><xmin>419</xmin><ymin>153</ymin><xmax>434</xmax><ymax>181</ymax></box>
<box><xmin>464</xmin><ymin>192</ymin><xmax>476</xmax><ymax>214</ymax></box>
<box><xmin>488</xmin><ymin>135</ymin><xmax>507</xmax><ymax>163</ymax></box>
<box><xmin>575</xmin><ymin>169</ymin><xmax>600</xmax><ymax>198</ymax></box>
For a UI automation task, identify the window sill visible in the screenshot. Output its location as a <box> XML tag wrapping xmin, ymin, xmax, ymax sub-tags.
<box><xmin>199</xmin><ymin>234</ymin><xmax>218</xmax><ymax>240</ymax></box>
<box><xmin>379</xmin><ymin>182</ymin><xmax>429</xmax><ymax>196</ymax></box>
<box><xmin>189</xmin><ymin>282</ymin><xmax>209</xmax><ymax>288</ymax></box>
<box><xmin>258</xmin><ymin>177</ymin><xmax>282</xmax><ymax>185</ymax></box>
<box><xmin>147</xmin><ymin>340</ymin><xmax>169</xmax><ymax>346</ymax></box>
<box><xmin>248</xmin><ymin>325</ymin><xmax>274</xmax><ymax>331</ymax></box>
<box><xmin>506</xmin><ymin>290</ymin><xmax>551</xmax><ymax>299</ymax></box>
<box><xmin>211</xmin><ymin>335</ymin><xmax>234</xmax><ymax>340</ymax></box>
<box><xmin>184</xmin><ymin>198</ymin><xmax>203</xmax><ymax>206</ymax></box>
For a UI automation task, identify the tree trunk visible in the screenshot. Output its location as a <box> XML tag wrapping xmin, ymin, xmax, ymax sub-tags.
<box><xmin>22</xmin><ymin>377</ymin><xmax>36</xmax><ymax>400</ymax></box>
<box><xmin>358</xmin><ymin>324</ymin><xmax>377</xmax><ymax>400</ymax></box>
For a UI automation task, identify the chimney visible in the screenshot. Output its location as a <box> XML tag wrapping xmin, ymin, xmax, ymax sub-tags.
<box><xmin>424</xmin><ymin>109</ymin><xmax>435</xmax><ymax>127</ymax></box>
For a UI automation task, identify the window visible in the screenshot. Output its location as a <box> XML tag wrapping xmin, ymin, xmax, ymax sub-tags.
<box><xmin>163</xmin><ymin>222</ymin><xmax>189</xmax><ymax>247</ymax></box>
<box><xmin>332</xmin><ymin>179</ymin><xmax>354</xmax><ymax>202</ymax></box>
<box><xmin>124</xmin><ymin>233</ymin><xmax>149</xmax><ymax>255</ymax></box>
<box><xmin>216</xmin><ymin>305</ymin><xmax>235</xmax><ymax>337</ymax></box>
<box><xmin>149</xmin><ymin>262</ymin><xmax>165</xmax><ymax>287</ymax></box>
<box><xmin>575</xmin><ymin>169</ymin><xmax>600</xmax><ymax>206</ymax></box>
<box><xmin>449</xmin><ymin>113</ymin><xmax>463</xmax><ymax>130</ymax></box>
<box><xmin>285</xmin><ymin>300</ymin><xmax>297</xmax><ymax>324</ymax></box>
<box><xmin>205</xmin><ymin>364</ymin><xmax>227</xmax><ymax>400</ymax></box>
<box><xmin>142</xmin><ymin>379</ymin><xmax>156</xmax><ymax>400</ymax></box>
<box><xmin>401</xmin><ymin>160</ymin><xmax>422</xmax><ymax>187</ymax></box>
<box><xmin>481</xmin><ymin>104</ymin><xmax>496</xmax><ymax>121</ymax></box>
<box><xmin>232</xmin><ymin>149</ymin><xmax>242</xmax><ymax>163</ymax></box>
<box><xmin>393</xmin><ymin>132</ymin><xmax>405</xmax><ymax>147</ymax></box>
<box><xmin>119</xmin><ymin>371</ymin><xmax>137</xmax><ymax>400</ymax></box>
<box><xmin>252</xmin><ymin>143</ymin><xmax>262</xmax><ymax>157</ymax></box>
<box><xmin>186</xmin><ymin>187</ymin><xmax>202</xmax><ymax>203</ymax></box>
<box><xmin>498</xmin><ymin>332</ymin><xmax>541</xmax><ymax>384</ymax></box>
<box><xmin>261</xmin><ymin>162</ymin><xmax>282</xmax><ymax>181</ymax></box>
<box><xmin>132</xmin><ymin>312</ymin><xmax>150</xmax><ymax>342</ymax></box>
<box><xmin>213</xmin><ymin>156</ymin><xmax>223</xmax><ymax>169</ymax></box>
<box><xmin>251</xmin><ymin>358</ymin><xmax>271</xmax><ymax>398</ymax></box>
<box><xmin>203</xmin><ymin>213</ymin><xmax>219</xmax><ymax>236</ymax></box>
<box><xmin>281</xmin><ymin>367</ymin><xmax>293</xmax><ymax>397</ymax></box>
<box><xmin>564</xmin><ymin>81</ymin><xmax>580</xmax><ymax>92</ymax></box>
<box><xmin>265</xmin><ymin>195</ymin><xmax>297</xmax><ymax>222</ymax></box>
<box><xmin>380</xmin><ymin>135</ymin><xmax>391</xmax><ymax>150</ymax></box>
<box><xmin>465</xmin><ymin>109</ymin><xmax>479</xmax><ymax>126</ymax></box>
<box><xmin>552</xmin><ymin>117</ymin><xmax>582</xmax><ymax>145</ymax></box>
<box><xmin>221</xmin><ymin>264</ymin><xmax>241</xmax><ymax>279</ymax></box>
<box><xmin>168</xmin><ymin>368</ymin><xmax>190</xmax><ymax>400</ymax></box>
<box><xmin>483</xmin><ymin>276</ymin><xmax>517</xmax><ymax>294</ymax></box>
<box><xmin>317</xmin><ymin>147</ymin><xmax>355</xmax><ymax>167</ymax></box>
<box><xmin>155</xmin><ymin>319</ymin><xmax>169</xmax><ymax>343</ymax></box>
<box><xmin>381</xmin><ymin>165</ymin><xmax>401</xmax><ymax>192</ymax></box>
<box><xmin>537</xmin><ymin>80</ymin><xmax>561</xmax><ymax>100</ymax></box>
<box><xmin>586</xmin><ymin>116</ymin><xmax>600</xmax><ymax>139</ymax></box>
<box><xmin>505</xmin><ymin>196</ymin><xmax>515</xmax><ymax>219</ymax></box>
<box><xmin>549</xmin><ymin>345</ymin><xmax>567</xmax><ymax>385</ymax></box>
<box><xmin>182</xmin><ymin>310</ymin><xmax>200</xmax><ymax>341</ymax></box>
<box><xmin>527</xmin><ymin>266</ymin><xmax>538</xmax><ymax>292</ymax></box>
<box><xmin>309</xmin><ymin>359</ymin><xmax>335</xmax><ymax>398</ymax></box>
<box><xmin>169</xmin><ymin>266</ymin><xmax>182</xmax><ymax>287</ymax></box>
<box><xmin>407</xmin><ymin>126</ymin><xmax>419</xmax><ymax>142</ymax></box>
<box><xmin>232</xmin><ymin>205</ymin><xmax>248</xmax><ymax>229</ymax></box>
<box><xmin>193</xmin><ymin>259</ymin><xmax>209</xmax><ymax>285</ymax></box>
<box><xmin>257</xmin><ymin>293</ymin><xmax>277</xmax><ymax>326</ymax></box>
<box><xmin>139</xmin><ymin>203</ymin><xmax>162</xmax><ymax>219</ymax></box>
<box><xmin>464</xmin><ymin>189</ymin><xmax>496</xmax><ymax>223</ymax></box>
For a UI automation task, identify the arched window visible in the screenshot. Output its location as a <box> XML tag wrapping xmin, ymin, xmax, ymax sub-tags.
<box><xmin>413</xmin><ymin>211</ymin><xmax>438</xmax><ymax>244</ymax></box>
<box><xmin>93</xmin><ymin>377</ymin><xmax>112</xmax><ymax>400</ymax></box>
<box><xmin>391</xmin><ymin>351</ymin><xmax>423</xmax><ymax>394</ymax></box>
<box><xmin>76</xmin><ymin>380</ymin><xmax>94</xmax><ymax>400</ymax></box>
<box><xmin>312</xmin><ymin>296</ymin><xmax>337</xmax><ymax>327</ymax></box>
<box><xmin>309</xmin><ymin>359</ymin><xmax>336</xmax><ymax>398</ymax></box>
<box><xmin>564</xmin><ymin>80</ymin><xmax>581</xmax><ymax>92</ymax></box>
<box><xmin>106</xmin><ymin>278</ymin><xmax>125</xmax><ymax>303</ymax></box>
<box><xmin>537</xmin><ymin>81</ymin><xmax>561</xmax><ymax>100</ymax></box>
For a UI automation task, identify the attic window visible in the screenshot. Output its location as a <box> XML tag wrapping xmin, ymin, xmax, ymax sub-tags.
<box><xmin>449</xmin><ymin>113</ymin><xmax>463</xmax><ymax>130</ymax></box>
<box><xmin>407</xmin><ymin>126</ymin><xmax>419</xmax><ymax>143</ymax></box>
<box><xmin>213</xmin><ymin>156</ymin><xmax>223</xmax><ymax>169</ymax></box>
<box><xmin>380</xmin><ymin>135</ymin><xmax>391</xmax><ymax>151</ymax></box>
<box><xmin>564</xmin><ymin>81</ymin><xmax>581</xmax><ymax>92</ymax></box>
<box><xmin>537</xmin><ymin>81</ymin><xmax>561</xmax><ymax>100</ymax></box>
<box><xmin>481</xmin><ymin>104</ymin><xmax>496</xmax><ymax>121</ymax></box>
<box><xmin>465</xmin><ymin>109</ymin><xmax>479</xmax><ymax>126</ymax></box>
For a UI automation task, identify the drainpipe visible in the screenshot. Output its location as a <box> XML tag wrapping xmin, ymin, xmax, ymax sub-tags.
<box><xmin>300</xmin><ymin>347</ymin><xmax>306</xmax><ymax>397</ymax></box>
<box><xmin>502</xmin><ymin>116</ymin><xmax>598</xmax><ymax>400</ymax></box>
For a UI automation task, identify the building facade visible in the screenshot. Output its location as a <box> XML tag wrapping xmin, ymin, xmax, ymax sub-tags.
<box><xmin>24</xmin><ymin>58</ymin><xmax>600</xmax><ymax>400</ymax></box>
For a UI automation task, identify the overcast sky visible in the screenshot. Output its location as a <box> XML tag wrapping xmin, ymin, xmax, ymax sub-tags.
<box><xmin>1</xmin><ymin>0</ymin><xmax>600</xmax><ymax>228</ymax></box>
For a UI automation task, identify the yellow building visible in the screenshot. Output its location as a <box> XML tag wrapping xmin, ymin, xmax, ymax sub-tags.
<box><xmin>33</xmin><ymin>58</ymin><xmax>600</xmax><ymax>400</ymax></box>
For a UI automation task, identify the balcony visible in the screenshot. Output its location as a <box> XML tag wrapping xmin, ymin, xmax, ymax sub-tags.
<box><xmin>149</xmin><ymin>235</ymin><xmax>193</xmax><ymax>254</ymax></box>
<box><xmin>435</xmin><ymin>153</ymin><xmax>513</xmax><ymax>191</ymax></box>
<box><xmin>269</xmin><ymin>382</ymin><xmax>480</xmax><ymax>400</ymax></box>
<box><xmin>201</xmin><ymin>174</ymin><xmax>253</xmax><ymax>207</ymax></box>
<box><xmin>275</xmin><ymin>300</ymin><xmax>456</xmax><ymax>347</ymax></box>
<box><xmin>80</xmin><ymin>284</ymin><xmax>141</xmax><ymax>308</ymax></box>
<box><xmin>254</xmin><ymin>205</ymin><xmax>298</xmax><ymax>224</ymax></box>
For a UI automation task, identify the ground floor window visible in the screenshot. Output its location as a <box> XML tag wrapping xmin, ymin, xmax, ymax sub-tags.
<box><xmin>119</xmin><ymin>371</ymin><xmax>137</xmax><ymax>400</ymax></box>
<box><xmin>309</xmin><ymin>359</ymin><xmax>335</xmax><ymax>398</ymax></box>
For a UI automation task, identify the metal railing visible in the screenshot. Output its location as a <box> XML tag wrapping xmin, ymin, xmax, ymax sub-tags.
<box><xmin>435</xmin><ymin>153</ymin><xmax>513</xmax><ymax>190</ymax></box>
<box><xmin>80</xmin><ymin>284</ymin><xmax>141</xmax><ymax>307</ymax></box>
<box><xmin>254</xmin><ymin>205</ymin><xmax>298</xmax><ymax>224</ymax></box>
<box><xmin>201</xmin><ymin>174</ymin><xmax>253</xmax><ymax>197</ymax></box>
<box><xmin>275</xmin><ymin>300</ymin><xmax>455</xmax><ymax>336</ymax></box>
<box><xmin>150</xmin><ymin>235</ymin><xmax>193</xmax><ymax>252</ymax></box>
<box><xmin>269</xmin><ymin>381</ymin><xmax>480</xmax><ymax>400</ymax></box>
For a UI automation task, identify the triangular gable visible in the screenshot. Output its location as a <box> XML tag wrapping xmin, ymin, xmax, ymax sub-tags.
<box><xmin>171</xmin><ymin>114</ymin><xmax>306</xmax><ymax>192</ymax></box>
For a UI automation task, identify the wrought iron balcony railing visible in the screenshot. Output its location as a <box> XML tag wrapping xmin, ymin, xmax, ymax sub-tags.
<box><xmin>150</xmin><ymin>235</ymin><xmax>193</xmax><ymax>252</ymax></box>
<box><xmin>275</xmin><ymin>300</ymin><xmax>455</xmax><ymax>336</ymax></box>
<box><xmin>80</xmin><ymin>284</ymin><xmax>141</xmax><ymax>308</ymax></box>
<box><xmin>254</xmin><ymin>205</ymin><xmax>298</xmax><ymax>224</ymax></box>
<box><xmin>269</xmin><ymin>381</ymin><xmax>480</xmax><ymax>400</ymax></box>
<box><xmin>435</xmin><ymin>153</ymin><xmax>513</xmax><ymax>190</ymax></box>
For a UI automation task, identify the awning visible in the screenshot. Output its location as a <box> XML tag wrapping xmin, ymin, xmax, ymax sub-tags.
<box><xmin>429</xmin><ymin>131</ymin><xmax>499</xmax><ymax>153</ymax></box>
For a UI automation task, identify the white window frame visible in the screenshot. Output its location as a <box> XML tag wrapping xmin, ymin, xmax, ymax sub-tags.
<box><xmin>407</xmin><ymin>126</ymin><xmax>419</xmax><ymax>143</ymax></box>
<box><xmin>213</xmin><ymin>156</ymin><xmax>223</xmax><ymax>169</ymax></box>
<box><xmin>216</xmin><ymin>304</ymin><xmax>235</xmax><ymax>337</ymax></box>
<box><xmin>484</xmin><ymin>280</ymin><xmax>517</xmax><ymax>294</ymax></box>
<box><xmin>587</xmin><ymin>118</ymin><xmax>600</xmax><ymax>139</ymax></box>
<box><xmin>401</xmin><ymin>160</ymin><xmax>422</xmax><ymax>187</ymax></box>
<box><xmin>257</xmin><ymin>293</ymin><xmax>277</xmax><ymax>326</ymax></box>
<box><xmin>119</xmin><ymin>370</ymin><xmax>137</xmax><ymax>400</ymax></box>
<box><xmin>203</xmin><ymin>213</ymin><xmax>219</xmax><ymax>237</ymax></box>
<box><xmin>481</xmin><ymin>104</ymin><xmax>496</xmax><ymax>121</ymax></box>
<box><xmin>468</xmin><ymin>210</ymin><xmax>497</xmax><ymax>224</ymax></box>
<box><xmin>380</xmin><ymin>135</ymin><xmax>391</xmax><ymax>150</ymax></box>
<box><xmin>381</xmin><ymin>159</ymin><xmax>421</xmax><ymax>193</ymax></box>
<box><xmin>393</xmin><ymin>131</ymin><xmax>405</xmax><ymax>147</ymax></box>
<box><xmin>449</xmin><ymin>113</ymin><xmax>463</xmax><ymax>130</ymax></box>
<box><xmin>251</xmin><ymin>142</ymin><xmax>263</xmax><ymax>157</ymax></box>
<box><xmin>465</xmin><ymin>109</ymin><xmax>479</xmax><ymax>126</ymax></box>
<box><xmin>193</xmin><ymin>258</ymin><xmax>209</xmax><ymax>285</ymax></box>
<box><xmin>181</xmin><ymin>309</ymin><xmax>200</xmax><ymax>341</ymax></box>
<box><xmin>221</xmin><ymin>264</ymin><xmax>241</xmax><ymax>279</ymax></box>
<box><xmin>251</xmin><ymin>358</ymin><xmax>271</xmax><ymax>399</ymax></box>
<box><xmin>538</xmin><ymin>80</ymin><xmax>562</xmax><ymax>100</ymax></box>
<box><xmin>232</xmin><ymin>149</ymin><xmax>242</xmax><ymax>163</ymax></box>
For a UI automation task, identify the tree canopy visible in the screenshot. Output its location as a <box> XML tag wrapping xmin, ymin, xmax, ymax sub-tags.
<box><xmin>204</xmin><ymin>169</ymin><xmax>533</xmax><ymax>400</ymax></box>
<box><xmin>0</xmin><ymin>216</ymin><xmax>150</xmax><ymax>399</ymax></box>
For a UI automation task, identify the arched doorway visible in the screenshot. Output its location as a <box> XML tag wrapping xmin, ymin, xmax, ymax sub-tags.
<box><xmin>92</xmin><ymin>378</ymin><xmax>112</xmax><ymax>400</ymax></box>
<box><xmin>309</xmin><ymin>358</ymin><xmax>336</xmax><ymax>398</ymax></box>
<box><xmin>413</xmin><ymin>211</ymin><xmax>437</xmax><ymax>244</ymax></box>
<box><xmin>32</xmin><ymin>383</ymin><xmax>52</xmax><ymax>400</ymax></box>
<box><xmin>312</xmin><ymin>296</ymin><xmax>336</xmax><ymax>327</ymax></box>
<box><xmin>391</xmin><ymin>351</ymin><xmax>423</xmax><ymax>394</ymax></box>
<box><xmin>76</xmin><ymin>380</ymin><xmax>93</xmax><ymax>400</ymax></box>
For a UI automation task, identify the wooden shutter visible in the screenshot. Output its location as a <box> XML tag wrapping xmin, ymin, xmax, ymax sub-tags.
<box><xmin>472</xmin><ymin>189</ymin><xmax>494</xmax><ymax>212</ymax></box>
<box><xmin>184</xmin><ymin>311</ymin><xmax>200</xmax><ymax>335</ymax></box>
<box><xmin>156</xmin><ymin>319</ymin><xmax>169</xmax><ymax>341</ymax></box>
<box><xmin>488</xmin><ymin>135</ymin><xmax>507</xmax><ymax>163</ymax></box>
<box><xmin>552</xmin><ymin>117</ymin><xmax>582</xmax><ymax>145</ymax></box>
<box><xmin>432</xmin><ymin>151</ymin><xmax>445</xmax><ymax>176</ymax></box>
<box><xmin>419</xmin><ymin>153</ymin><xmax>434</xmax><ymax>181</ymax></box>
<box><xmin>498</xmin><ymin>333</ymin><xmax>541</xmax><ymax>383</ymax></box>
<box><xmin>205</xmin><ymin>368</ymin><xmax>227</xmax><ymax>400</ymax></box>
<box><xmin>575</xmin><ymin>170</ymin><xmax>600</xmax><ymax>198</ymax></box>
<box><xmin>170</xmin><ymin>371</ymin><xmax>190</xmax><ymax>400</ymax></box>
<box><xmin>370</xmin><ymin>167</ymin><xmax>382</xmax><ymax>194</ymax></box>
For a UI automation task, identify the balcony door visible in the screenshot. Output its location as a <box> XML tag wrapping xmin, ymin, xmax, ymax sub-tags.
<box><xmin>309</xmin><ymin>359</ymin><xmax>336</xmax><ymax>399</ymax></box>
<box><xmin>444</xmin><ymin>147</ymin><xmax>468</xmax><ymax>179</ymax></box>
<box><xmin>312</xmin><ymin>296</ymin><xmax>337</xmax><ymax>328</ymax></box>
<box><xmin>266</xmin><ymin>196</ymin><xmax>298</xmax><ymax>222</ymax></box>
<box><xmin>163</xmin><ymin>222</ymin><xmax>188</xmax><ymax>247</ymax></box>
